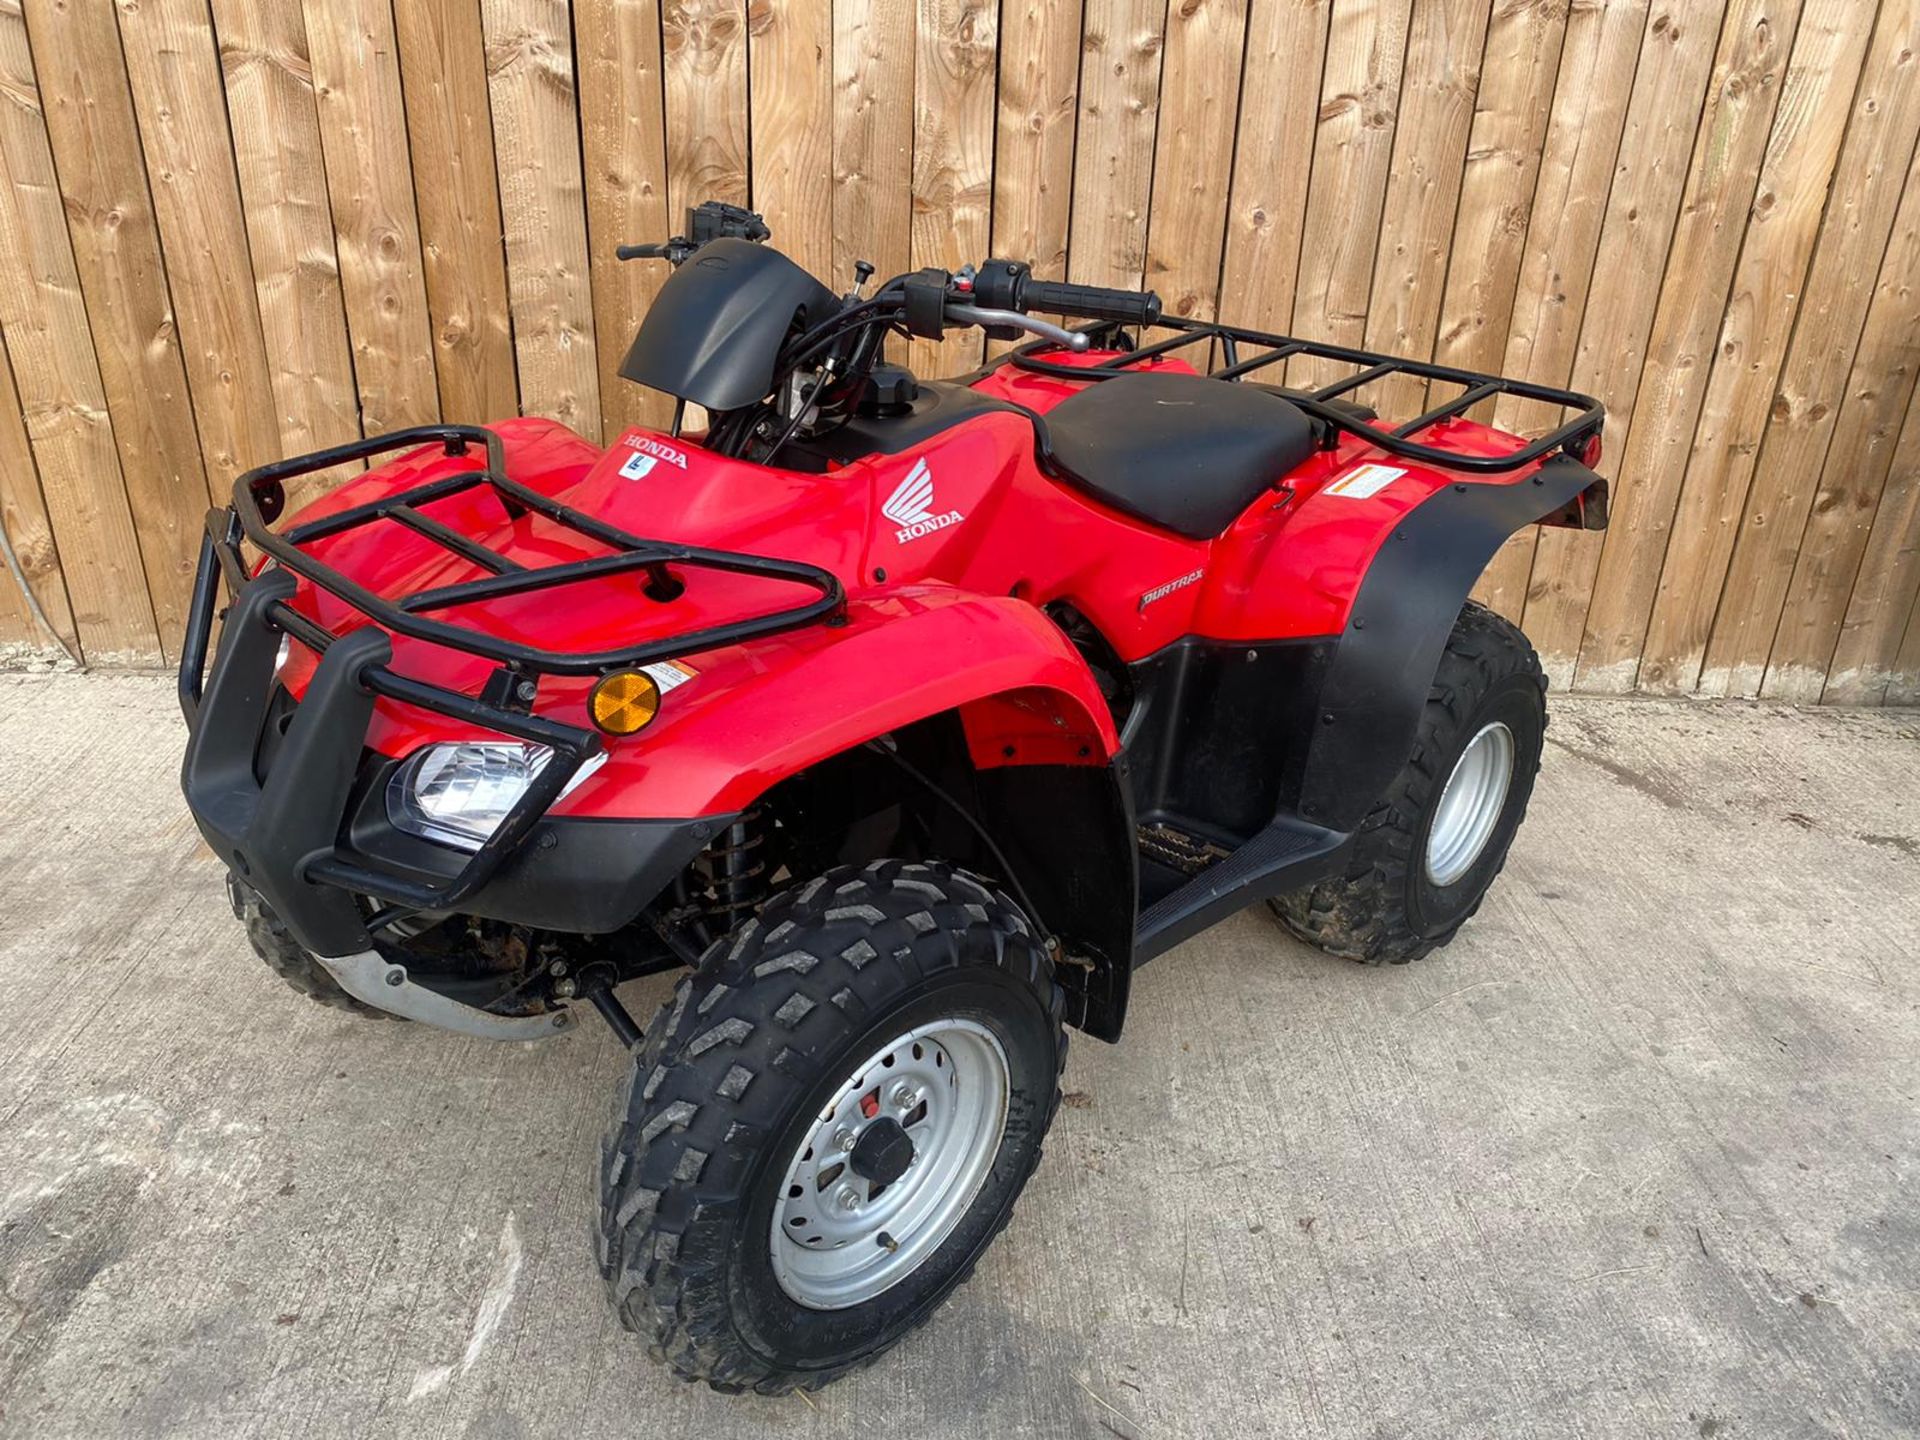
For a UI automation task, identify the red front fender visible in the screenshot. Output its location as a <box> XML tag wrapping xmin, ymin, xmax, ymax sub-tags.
<box><xmin>551</xmin><ymin>586</ymin><xmax>1118</xmax><ymax>819</ymax></box>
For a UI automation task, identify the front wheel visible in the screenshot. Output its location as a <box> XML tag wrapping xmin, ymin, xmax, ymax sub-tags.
<box><xmin>597</xmin><ymin>860</ymin><xmax>1063</xmax><ymax>1393</ymax></box>
<box><xmin>1271</xmin><ymin>601</ymin><xmax>1546</xmax><ymax>963</ymax></box>
<box><xmin>229</xmin><ymin>877</ymin><xmax>402</xmax><ymax>1021</ymax></box>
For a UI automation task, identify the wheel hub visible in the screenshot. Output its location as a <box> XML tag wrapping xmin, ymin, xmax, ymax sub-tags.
<box><xmin>769</xmin><ymin>1019</ymin><xmax>1010</xmax><ymax>1310</ymax></box>
<box><xmin>848</xmin><ymin>1115</ymin><xmax>915</xmax><ymax>1187</ymax></box>
<box><xmin>1425</xmin><ymin>720</ymin><xmax>1516</xmax><ymax>886</ymax></box>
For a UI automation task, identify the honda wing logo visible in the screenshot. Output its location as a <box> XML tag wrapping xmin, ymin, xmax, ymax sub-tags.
<box><xmin>882</xmin><ymin>458</ymin><xmax>964</xmax><ymax>543</ymax></box>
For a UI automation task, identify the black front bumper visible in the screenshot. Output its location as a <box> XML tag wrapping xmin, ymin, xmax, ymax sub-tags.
<box><xmin>179</xmin><ymin>521</ymin><xmax>724</xmax><ymax>958</ymax></box>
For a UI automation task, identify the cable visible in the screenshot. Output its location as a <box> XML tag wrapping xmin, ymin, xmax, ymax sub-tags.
<box><xmin>863</xmin><ymin>738</ymin><xmax>1056</xmax><ymax>947</ymax></box>
<box><xmin>0</xmin><ymin>512</ymin><xmax>78</xmax><ymax>666</ymax></box>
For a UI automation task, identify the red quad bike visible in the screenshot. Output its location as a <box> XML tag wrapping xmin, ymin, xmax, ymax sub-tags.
<box><xmin>179</xmin><ymin>201</ymin><xmax>1607</xmax><ymax>1393</ymax></box>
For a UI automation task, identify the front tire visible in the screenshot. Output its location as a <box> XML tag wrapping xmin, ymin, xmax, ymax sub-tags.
<box><xmin>229</xmin><ymin>877</ymin><xmax>402</xmax><ymax>1020</ymax></box>
<box><xmin>1271</xmin><ymin>601</ymin><xmax>1546</xmax><ymax>963</ymax></box>
<box><xmin>597</xmin><ymin>860</ymin><xmax>1063</xmax><ymax>1393</ymax></box>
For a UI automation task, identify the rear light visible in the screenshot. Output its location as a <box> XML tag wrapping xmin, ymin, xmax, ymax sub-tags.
<box><xmin>1576</xmin><ymin>431</ymin><xmax>1603</xmax><ymax>469</ymax></box>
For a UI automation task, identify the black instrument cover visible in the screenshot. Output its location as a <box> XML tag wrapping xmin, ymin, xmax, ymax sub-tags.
<box><xmin>618</xmin><ymin>239</ymin><xmax>840</xmax><ymax>411</ymax></box>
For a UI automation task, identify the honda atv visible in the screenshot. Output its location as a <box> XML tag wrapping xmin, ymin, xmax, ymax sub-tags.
<box><xmin>178</xmin><ymin>201</ymin><xmax>1607</xmax><ymax>1393</ymax></box>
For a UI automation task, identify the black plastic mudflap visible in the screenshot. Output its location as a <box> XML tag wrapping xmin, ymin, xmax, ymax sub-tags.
<box><xmin>181</xmin><ymin>569</ymin><xmax>387</xmax><ymax>957</ymax></box>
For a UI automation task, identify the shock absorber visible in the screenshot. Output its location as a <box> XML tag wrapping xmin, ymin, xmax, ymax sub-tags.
<box><xmin>703</xmin><ymin>807</ymin><xmax>768</xmax><ymax>922</ymax></box>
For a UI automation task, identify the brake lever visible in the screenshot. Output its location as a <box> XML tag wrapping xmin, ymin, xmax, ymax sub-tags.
<box><xmin>944</xmin><ymin>304</ymin><xmax>1090</xmax><ymax>352</ymax></box>
<box><xmin>616</xmin><ymin>238</ymin><xmax>694</xmax><ymax>264</ymax></box>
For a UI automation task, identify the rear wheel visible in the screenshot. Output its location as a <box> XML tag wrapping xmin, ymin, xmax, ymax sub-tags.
<box><xmin>1271</xmin><ymin>602</ymin><xmax>1545</xmax><ymax>963</ymax></box>
<box><xmin>597</xmin><ymin>860</ymin><xmax>1063</xmax><ymax>1393</ymax></box>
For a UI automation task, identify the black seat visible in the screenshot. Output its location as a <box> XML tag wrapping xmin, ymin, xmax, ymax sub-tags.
<box><xmin>1042</xmin><ymin>373</ymin><xmax>1318</xmax><ymax>539</ymax></box>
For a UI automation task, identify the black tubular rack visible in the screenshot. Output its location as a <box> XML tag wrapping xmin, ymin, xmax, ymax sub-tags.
<box><xmin>1009</xmin><ymin>318</ymin><xmax>1604</xmax><ymax>476</ymax></box>
<box><xmin>178</xmin><ymin>424</ymin><xmax>841</xmax><ymax>940</ymax></box>
<box><xmin>181</xmin><ymin>424</ymin><xmax>844</xmax><ymax>712</ymax></box>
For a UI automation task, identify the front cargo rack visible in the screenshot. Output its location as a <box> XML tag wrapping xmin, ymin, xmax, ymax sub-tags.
<box><xmin>1008</xmin><ymin>318</ymin><xmax>1604</xmax><ymax>477</ymax></box>
<box><xmin>178</xmin><ymin>423</ymin><xmax>840</xmax><ymax>941</ymax></box>
<box><xmin>183</xmin><ymin>423</ymin><xmax>845</xmax><ymax>706</ymax></box>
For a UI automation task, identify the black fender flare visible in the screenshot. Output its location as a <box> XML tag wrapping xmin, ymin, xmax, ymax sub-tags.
<box><xmin>1295</xmin><ymin>455</ymin><xmax>1605</xmax><ymax>833</ymax></box>
<box><xmin>970</xmin><ymin>755</ymin><xmax>1137</xmax><ymax>1042</ymax></box>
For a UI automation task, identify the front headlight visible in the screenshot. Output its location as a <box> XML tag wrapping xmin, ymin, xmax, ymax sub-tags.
<box><xmin>386</xmin><ymin>742</ymin><xmax>605</xmax><ymax>852</ymax></box>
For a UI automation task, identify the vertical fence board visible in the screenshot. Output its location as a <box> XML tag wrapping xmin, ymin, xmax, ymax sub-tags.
<box><xmin>750</xmin><ymin>0</ymin><xmax>834</xmax><ymax>282</ymax></box>
<box><xmin>1518</xmin><ymin>0</ymin><xmax>1720</xmax><ymax>685</ymax></box>
<box><xmin>988</xmin><ymin>0</ymin><xmax>1083</xmax><ymax>360</ymax></box>
<box><xmin>306</xmin><ymin>0</ymin><xmax>440</xmax><ymax>434</ymax></box>
<box><xmin>661</xmin><ymin>0</ymin><xmax>746</xmax><ymax>413</ymax></box>
<box><xmin>663</xmin><ymin>0</ymin><xmax>749</xmax><ymax>213</ymax></box>
<box><xmin>0</xmin><ymin>0</ymin><xmax>156</xmax><ymax>663</ymax></box>
<box><xmin>0</xmin><ymin>328</ymin><xmax>75</xmax><ymax>655</ymax></box>
<box><xmin>115</xmin><ymin>0</ymin><xmax>280</xmax><ymax>502</ymax></box>
<box><xmin>482</xmin><ymin>0</ymin><xmax>602</xmax><ymax>438</ymax></box>
<box><xmin>1289</xmin><ymin>0</ymin><xmax>1413</xmax><ymax>387</ymax></box>
<box><xmin>909</xmin><ymin>0</ymin><xmax>999</xmax><ymax>376</ymax></box>
<box><xmin>833</xmin><ymin>0</ymin><xmax>914</xmax><ymax>307</ymax></box>
<box><xmin>1770</xmin><ymin>155</ymin><xmax>1920</xmax><ymax>701</ymax></box>
<box><xmin>393</xmin><ymin>0</ymin><xmax>518</xmax><ymax>425</ymax></box>
<box><xmin>991</xmin><ymin>0</ymin><xmax>1083</xmax><ymax>282</ymax></box>
<box><xmin>577</xmin><ymin>0</ymin><xmax>674</xmax><ymax>434</ymax></box>
<box><xmin>1704</xmin><ymin>0</ymin><xmax>1920</xmax><ymax>696</ymax></box>
<box><xmin>1637</xmin><ymin>0</ymin><xmax>1878</xmax><ymax>694</ymax></box>
<box><xmin>1140</xmin><ymin>0</ymin><xmax>1249</xmax><ymax>327</ymax></box>
<box><xmin>1217</xmin><ymin>0</ymin><xmax>1332</xmax><ymax>338</ymax></box>
<box><xmin>1068</xmin><ymin>0</ymin><xmax>1169</xmax><ymax>289</ymax></box>
<box><xmin>1822</xmin><ymin>382</ymin><xmax>1920</xmax><ymax>704</ymax></box>
<box><xmin>1432</xmin><ymin>0</ymin><xmax>1571</xmax><ymax>389</ymax></box>
<box><xmin>25</xmin><ymin>0</ymin><xmax>208</xmax><ymax>655</ymax></box>
<box><xmin>1573</xmin><ymin>0</ymin><xmax>1806</xmax><ymax>691</ymax></box>
<box><xmin>211</xmin><ymin>0</ymin><xmax>362</xmax><ymax>510</ymax></box>
<box><xmin>1495</xmin><ymin>0</ymin><xmax>1657</xmax><ymax>422</ymax></box>
<box><xmin>1434</xmin><ymin>0</ymin><xmax>1574</xmax><ymax>621</ymax></box>
<box><xmin>1885</xmin><ymin>572</ymin><xmax>1920</xmax><ymax>705</ymax></box>
<box><xmin>2</xmin><ymin>0</ymin><xmax>1919</xmax><ymax>697</ymax></box>
<box><xmin>1362</xmin><ymin>0</ymin><xmax>1492</xmax><ymax>422</ymax></box>
<box><xmin>1520</xmin><ymin>0</ymin><xmax>1757</xmax><ymax>681</ymax></box>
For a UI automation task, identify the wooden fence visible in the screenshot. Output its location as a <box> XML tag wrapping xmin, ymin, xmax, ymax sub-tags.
<box><xmin>0</xmin><ymin>0</ymin><xmax>1916</xmax><ymax>705</ymax></box>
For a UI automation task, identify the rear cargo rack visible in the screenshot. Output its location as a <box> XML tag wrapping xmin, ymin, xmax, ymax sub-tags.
<box><xmin>1008</xmin><ymin>319</ymin><xmax>1603</xmax><ymax>476</ymax></box>
<box><xmin>210</xmin><ymin>424</ymin><xmax>844</xmax><ymax>679</ymax></box>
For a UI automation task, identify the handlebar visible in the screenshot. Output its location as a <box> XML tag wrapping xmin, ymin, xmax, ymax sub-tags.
<box><xmin>618</xmin><ymin>202</ymin><xmax>772</xmax><ymax>264</ymax></box>
<box><xmin>1021</xmin><ymin>279</ymin><xmax>1162</xmax><ymax>327</ymax></box>
<box><xmin>969</xmin><ymin>259</ymin><xmax>1161</xmax><ymax>328</ymax></box>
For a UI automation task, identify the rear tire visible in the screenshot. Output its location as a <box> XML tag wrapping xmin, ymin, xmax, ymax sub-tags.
<box><xmin>1271</xmin><ymin>601</ymin><xmax>1545</xmax><ymax>964</ymax></box>
<box><xmin>597</xmin><ymin>860</ymin><xmax>1063</xmax><ymax>1394</ymax></box>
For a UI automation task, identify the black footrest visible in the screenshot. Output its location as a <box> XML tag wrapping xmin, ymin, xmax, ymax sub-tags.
<box><xmin>1135</xmin><ymin>817</ymin><xmax>1349</xmax><ymax>964</ymax></box>
<box><xmin>1136</xmin><ymin>822</ymin><xmax>1233</xmax><ymax>877</ymax></box>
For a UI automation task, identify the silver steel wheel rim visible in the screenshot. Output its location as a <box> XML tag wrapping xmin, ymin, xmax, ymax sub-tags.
<box><xmin>1425</xmin><ymin>721</ymin><xmax>1516</xmax><ymax>886</ymax></box>
<box><xmin>769</xmin><ymin>1018</ymin><xmax>1010</xmax><ymax>1310</ymax></box>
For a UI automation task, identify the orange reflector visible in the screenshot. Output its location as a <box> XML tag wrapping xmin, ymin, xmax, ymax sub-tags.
<box><xmin>589</xmin><ymin>669</ymin><xmax>662</xmax><ymax>736</ymax></box>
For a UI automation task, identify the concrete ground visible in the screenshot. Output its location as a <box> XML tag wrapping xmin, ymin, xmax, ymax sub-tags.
<box><xmin>0</xmin><ymin>673</ymin><xmax>1915</xmax><ymax>1440</ymax></box>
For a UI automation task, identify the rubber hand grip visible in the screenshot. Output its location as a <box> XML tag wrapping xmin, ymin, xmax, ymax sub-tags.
<box><xmin>1022</xmin><ymin>279</ymin><xmax>1162</xmax><ymax>326</ymax></box>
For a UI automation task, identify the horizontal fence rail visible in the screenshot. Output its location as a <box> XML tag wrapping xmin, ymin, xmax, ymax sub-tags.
<box><xmin>0</xmin><ymin>0</ymin><xmax>1915</xmax><ymax>705</ymax></box>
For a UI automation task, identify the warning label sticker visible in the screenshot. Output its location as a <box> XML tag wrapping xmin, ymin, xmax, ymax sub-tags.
<box><xmin>640</xmin><ymin>660</ymin><xmax>698</xmax><ymax>694</ymax></box>
<box><xmin>1324</xmin><ymin>463</ymin><xmax>1405</xmax><ymax>500</ymax></box>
